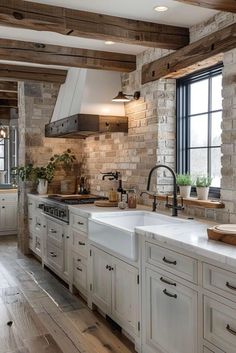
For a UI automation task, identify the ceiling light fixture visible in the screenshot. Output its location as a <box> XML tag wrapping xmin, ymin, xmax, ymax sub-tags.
<box><xmin>154</xmin><ymin>5</ymin><xmax>169</xmax><ymax>12</ymax></box>
<box><xmin>112</xmin><ymin>91</ymin><xmax>140</xmax><ymax>103</ymax></box>
<box><xmin>105</xmin><ymin>41</ymin><xmax>115</xmax><ymax>45</ymax></box>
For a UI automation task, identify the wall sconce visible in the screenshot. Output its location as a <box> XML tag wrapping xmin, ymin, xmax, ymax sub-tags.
<box><xmin>112</xmin><ymin>91</ymin><xmax>140</xmax><ymax>103</ymax></box>
<box><xmin>0</xmin><ymin>123</ymin><xmax>8</xmax><ymax>141</ymax></box>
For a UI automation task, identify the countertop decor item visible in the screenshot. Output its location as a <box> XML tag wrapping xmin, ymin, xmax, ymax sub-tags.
<box><xmin>176</xmin><ymin>174</ymin><xmax>192</xmax><ymax>198</ymax></box>
<box><xmin>94</xmin><ymin>200</ymin><xmax>118</xmax><ymax>207</ymax></box>
<box><xmin>195</xmin><ymin>175</ymin><xmax>212</xmax><ymax>200</ymax></box>
<box><xmin>207</xmin><ymin>224</ymin><xmax>236</xmax><ymax>245</ymax></box>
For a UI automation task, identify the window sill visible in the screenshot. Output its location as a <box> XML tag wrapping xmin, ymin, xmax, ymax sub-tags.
<box><xmin>149</xmin><ymin>194</ymin><xmax>225</xmax><ymax>209</ymax></box>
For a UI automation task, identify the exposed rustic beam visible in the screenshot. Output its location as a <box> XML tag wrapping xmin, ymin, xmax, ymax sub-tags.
<box><xmin>142</xmin><ymin>23</ymin><xmax>236</xmax><ymax>84</ymax></box>
<box><xmin>0</xmin><ymin>63</ymin><xmax>67</xmax><ymax>83</ymax></box>
<box><xmin>0</xmin><ymin>107</ymin><xmax>18</xmax><ymax>119</ymax></box>
<box><xmin>0</xmin><ymin>39</ymin><xmax>136</xmax><ymax>72</ymax></box>
<box><xmin>0</xmin><ymin>0</ymin><xmax>189</xmax><ymax>49</ymax></box>
<box><xmin>0</xmin><ymin>99</ymin><xmax>17</xmax><ymax>108</ymax></box>
<box><xmin>0</xmin><ymin>91</ymin><xmax>17</xmax><ymax>99</ymax></box>
<box><xmin>176</xmin><ymin>0</ymin><xmax>236</xmax><ymax>13</ymax></box>
<box><xmin>0</xmin><ymin>81</ymin><xmax>17</xmax><ymax>92</ymax></box>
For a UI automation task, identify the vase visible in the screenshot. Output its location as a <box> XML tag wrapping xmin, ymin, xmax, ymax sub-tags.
<box><xmin>37</xmin><ymin>179</ymin><xmax>48</xmax><ymax>195</ymax></box>
<box><xmin>179</xmin><ymin>185</ymin><xmax>191</xmax><ymax>198</ymax></box>
<box><xmin>196</xmin><ymin>187</ymin><xmax>209</xmax><ymax>200</ymax></box>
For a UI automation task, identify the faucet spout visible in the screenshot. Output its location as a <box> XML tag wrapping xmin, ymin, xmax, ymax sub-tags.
<box><xmin>145</xmin><ymin>164</ymin><xmax>180</xmax><ymax>217</ymax></box>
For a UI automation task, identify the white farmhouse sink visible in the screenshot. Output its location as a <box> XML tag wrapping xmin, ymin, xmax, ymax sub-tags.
<box><xmin>88</xmin><ymin>211</ymin><xmax>185</xmax><ymax>261</ymax></box>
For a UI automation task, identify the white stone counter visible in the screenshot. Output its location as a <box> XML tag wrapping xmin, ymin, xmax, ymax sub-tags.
<box><xmin>0</xmin><ymin>188</ymin><xmax>17</xmax><ymax>193</ymax></box>
<box><xmin>136</xmin><ymin>221</ymin><xmax>236</xmax><ymax>268</ymax></box>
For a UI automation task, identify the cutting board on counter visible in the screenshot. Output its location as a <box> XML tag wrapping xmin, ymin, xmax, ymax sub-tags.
<box><xmin>207</xmin><ymin>224</ymin><xmax>236</xmax><ymax>245</ymax></box>
<box><xmin>94</xmin><ymin>200</ymin><xmax>118</xmax><ymax>207</ymax></box>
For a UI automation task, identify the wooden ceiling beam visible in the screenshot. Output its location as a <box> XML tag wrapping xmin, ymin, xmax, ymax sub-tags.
<box><xmin>142</xmin><ymin>23</ymin><xmax>236</xmax><ymax>84</ymax></box>
<box><xmin>0</xmin><ymin>107</ymin><xmax>18</xmax><ymax>119</ymax></box>
<box><xmin>0</xmin><ymin>0</ymin><xmax>189</xmax><ymax>49</ymax></box>
<box><xmin>176</xmin><ymin>0</ymin><xmax>236</xmax><ymax>13</ymax></box>
<box><xmin>0</xmin><ymin>99</ymin><xmax>17</xmax><ymax>108</ymax></box>
<box><xmin>0</xmin><ymin>39</ymin><xmax>136</xmax><ymax>72</ymax></box>
<box><xmin>0</xmin><ymin>63</ymin><xmax>67</xmax><ymax>83</ymax></box>
<box><xmin>0</xmin><ymin>81</ymin><xmax>17</xmax><ymax>92</ymax></box>
<box><xmin>0</xmin><ymin>91</ymin><xmax>17</xmax><ymax>99</ymax></box>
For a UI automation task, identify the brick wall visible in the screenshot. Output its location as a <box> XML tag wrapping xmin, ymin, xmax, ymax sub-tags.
<box><xmin>18</xmin><ymin>81</ymin><xmax>84</xmax><ymax>253</ymax></box>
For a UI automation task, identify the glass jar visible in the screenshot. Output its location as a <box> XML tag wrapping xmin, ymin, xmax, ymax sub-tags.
<box><xmin>128</xmin><ymin>189</ymin><xmax>137</xmax><ymax>209</ymax></box>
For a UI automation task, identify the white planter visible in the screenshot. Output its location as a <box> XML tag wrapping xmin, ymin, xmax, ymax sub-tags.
<box><xmin>0</xmin><ymin>171</ymin><xmax>6</xmax><ymax>184</ymax></box>
<box><xmin>179</xmin><ymin>185</ymin><xmax>191</xmax><ymax>198</ymax></box>
<box><xmin>37</xmin><ymin>179</ymin><xmax>48</xmax><ymax>195</ymax></box>
<box><xmin>196</xmin><ymin>187</ymin><xmax>209</xmax><ymax>200</ymax></box>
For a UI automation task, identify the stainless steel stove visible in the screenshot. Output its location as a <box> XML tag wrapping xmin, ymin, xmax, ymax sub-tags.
<box><xmin>40</xmin><ymin>194</ymin><xmax>107</xmax><ymax>223</ymax></box>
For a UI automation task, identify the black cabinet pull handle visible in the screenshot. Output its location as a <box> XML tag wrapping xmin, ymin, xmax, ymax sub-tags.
<box><xmin>2</xmin><ymin>206</ymin><xmax>5</xmax><ymax>209</ymax></box>
<box><xmin>49</xmin><ymin>229</ymin><xmax>57</xmax><ymax>234</ymax></box>
<box><xmin>226</xmin><ymin>282</ymin><xmax>236</xmax><ymax>291</ymax></box>
<box><xmin>163</xmin><ymin>257</ymin><xmax>177</xmax><ymax>265</ymax></box>
<box><xmin>78</xmin><ymin>241</ymin><xmax>85</xmax><ymax>246</ymax></box>
<box><xmin>226</xmin><ymin>324</ymin><xmax>236</xmax><ymax>336</ymax></box>
<box><xmin>76</xmin><ymin>267</ymin><xmax>82</xmax><ymax>272</ymax></box>
<box><xmin>78</xmin><ymin>222</ymin><xmax>84</xmax><ymax>225</ymax></box>
<box><xmin>106</xmin><ymin>265</ymin><xmax>109</xmax><ymax>269</ymax></box>
<box><xmin>163</xmin><ymin>289</ymin><xmax>177</xmax><ymax>299</ymax></box>
<box><xmin>77</xmin><ymin>258</ymin><xmax>81</xmax><ymax>262</ymax></box>
<box><xmin>160</xmin><ymin>277</ymin><xmax>176</xmax><ymax>286</ymax></box>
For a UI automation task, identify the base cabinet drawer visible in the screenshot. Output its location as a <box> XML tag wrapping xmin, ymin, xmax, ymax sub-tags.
<box><xmin>70</xmin><ymin>213</ymin><xmax>88</xmax><ymax>233</ymax></box>
<box><xmin>73</xmin><ymin>253</ymin><xmax>87</xmax><ymax>295</ymax></box>
<box><xmin>145</xmin><ymin>268</ymin><xmax>198</xmax><ymax>353</ymax></box>
<box><xmin>146</xmin><ymin>242</ymin><xmax>198</xmax><ymax>283</ymax></box>
<box><xmin>46</xmin><ymin>241</ymin><xmax>63</xmax><ymax>273</ymax></box>
<box><xmin>47</xmin><ymin>219</ymin><xmax>64</xmax><ymax>247</ymax></box>
<box><xmin>71</xmin><ymin>230</ymin><xmax>88</xmax><ymax>257</ymax></box>
<box><xmin>203</xmin><ymin>264</ymin><xmax>236</xmax><ymax>302</ymax></box>
<box><xmin>204</xmin><ymin>296</ymin><xmax>236</xmax><ymax>353</ymax></box>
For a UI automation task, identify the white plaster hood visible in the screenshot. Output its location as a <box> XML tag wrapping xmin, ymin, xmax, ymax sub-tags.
<box><xmin>51</xmin><ymin>68</ymin><xmax>125</xmax><ymax>122</ymax></box>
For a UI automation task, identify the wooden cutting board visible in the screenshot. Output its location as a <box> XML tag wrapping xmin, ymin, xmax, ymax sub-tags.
<box><xmin>207</xmin><ymin>226</ymin><xmax>236</xmax><ymax>245</ymax></box>
<box><xmin>94</xmin><ymin>200</ymin><xmax>118</xmax><ymax>207</ymax></box>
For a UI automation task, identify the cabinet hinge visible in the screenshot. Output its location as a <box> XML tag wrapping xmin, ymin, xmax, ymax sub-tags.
<box><xmin>90</xmin><ymin>283</ymin><xmax>92</xmax><ymax>291</ymax></box>
<box><xmin>90</xmin><ymin>249</ymin><xmax>92</xmax><ymax>256</ymax></box>
<box><xmin>137</xmin><ymin>274</ymin><xmax>140</xmax><ymax>285</ymax></box>
<box><xmin>138</xmin><ymin>321</ymin><xmax>140</xmax><ymax>331</ymax></box>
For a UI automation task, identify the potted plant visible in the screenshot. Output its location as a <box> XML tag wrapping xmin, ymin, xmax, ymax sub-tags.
<box><xmin>13</xmin><ymin>149</ymin><xmax>76</xmax><ymax>195</ymax></box>
<box><xmin>176</xmin><ymin>174</ymin><xmax>192</xmax><ymax>198</ymax></box>
<box><xmin>195</xmin><ymin>176</ymin><xmax>212</xmax><ymax>200</ymax></box>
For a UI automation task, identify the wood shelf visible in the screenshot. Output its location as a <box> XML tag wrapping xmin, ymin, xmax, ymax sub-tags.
<box><xmin>148</xmin><ymin>194</ymin><xmax>225</xmax><ymax>209</ymax></box>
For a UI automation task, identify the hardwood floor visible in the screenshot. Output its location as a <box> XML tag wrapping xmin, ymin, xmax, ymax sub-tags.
<box><xmin>0</xmin><ymin>236</ymin><xmax>135</xmax><ymax>353</ymax></box>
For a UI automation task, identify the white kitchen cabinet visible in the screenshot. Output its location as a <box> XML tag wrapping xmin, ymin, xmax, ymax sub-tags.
<box><xmin>144</xmin><ymin>268</ymin><xmax>198</xmax><ymax>353</ymax></box>
<box><xmin>91</xmin><ymin>246</ymin><xmax>112</xmax><ymax>315</ymax></box>
<box><xmin>90</xmin><ymin>245</ymin><xmax>139</xmax><ymax>337</ymax></box>
<box><xmin>0</xmin><ymin>192</ymin><xmax>17</xmax><ymax>234</ymax></box>
<box><xmin>111</xmin><ymin>256</ymin><xmax>139</xmax><ymax>335</ymax></box>
<box><xmin>72</xmin><ymin>253</ymin><xmax>87</xmax><ymax>297</ymax></box>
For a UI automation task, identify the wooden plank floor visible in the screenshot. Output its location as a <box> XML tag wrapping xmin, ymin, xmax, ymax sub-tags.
<box><xmin>0</xmin><ymin>236</ymin><xmax>135</xmax><ymax>353</ymax></box>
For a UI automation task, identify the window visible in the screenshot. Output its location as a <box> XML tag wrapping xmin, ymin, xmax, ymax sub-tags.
<box><xmin>177</xmin><ymin>64</ymin><xmax>223</xmax><ymax>196</ymax></box>
<box><xmin>0</xmin><ymin>126</ymin><xmax>18</xmax><ymax>183</ymax></box>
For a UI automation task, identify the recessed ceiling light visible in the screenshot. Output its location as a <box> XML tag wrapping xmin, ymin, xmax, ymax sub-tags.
<box><xmin>105</xmin><ymin>41</ymin><xmax>115</xmax><ymax>45</ymax></box>
<box><xmin>154</xmin><ymin>5</ymin><xmax>169</xmax><ymax>12</ymax></box>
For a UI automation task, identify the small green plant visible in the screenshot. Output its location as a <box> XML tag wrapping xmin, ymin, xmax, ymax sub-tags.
<box><xmin>13</xmin><ymin>149</ymin><xmax>76</xmax><ymax>183</ymax></box>
<box><xmin>195</xmin><ymin>175</ymin><xmax>212</xmax><ymax>188</ymax></box>
<box><xmin>176</xmin><ymin>174</ymin><xmax>192</xmax><ymax>186</ymax></box>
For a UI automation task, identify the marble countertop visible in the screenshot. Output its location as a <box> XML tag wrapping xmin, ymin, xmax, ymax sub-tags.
<box><xmin>136</xmin><ymin>222</ymin><xmax>236</xmax><ymax>268</ymax></box>
<box><xmin>0</xmin><ymin>188</ymin><xmax>17</xmax><ymax>193</ymax></box>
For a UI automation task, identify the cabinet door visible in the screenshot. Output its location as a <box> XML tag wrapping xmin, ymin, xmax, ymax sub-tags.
<box><xmin>145</xmin><ymin>268</ymin><xmax>198</xmax><ymax>353</ymax></box>
<box><xmin>91</xmin><ymin>246</ymin><xmax>111</xmax><ymax>315</ymax></box>
<box><xmin>0</xmin><ymin>204</ymin><xmax>17</xmax><ymax>230</ymax></box>
<box><xmin>111</xmin><ymin>257</ymin><xmax>139</xmax><ymax>336</ymax></box>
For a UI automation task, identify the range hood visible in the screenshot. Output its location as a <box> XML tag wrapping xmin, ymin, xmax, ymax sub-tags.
<box><xmin>45</xmin><ymin>68</ymin><xmax>128</xmax><ymax>138</ymax></box>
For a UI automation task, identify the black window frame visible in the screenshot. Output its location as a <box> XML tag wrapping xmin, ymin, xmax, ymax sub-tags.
<box><xmin>176</xmin><ymin>63</ymin><xmax>223</xmax><ymax>199</ymax></box>
<box><xmin>0</xmin><ymin>125</ymin><xmax>18</xmax><ymax>184</ymax></box>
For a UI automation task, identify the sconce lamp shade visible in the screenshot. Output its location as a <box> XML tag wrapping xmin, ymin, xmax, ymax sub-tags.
<box><xmin>112</xmin><ymin>91</ymin><xmax>140</xmax><ymax>103</ymax></box>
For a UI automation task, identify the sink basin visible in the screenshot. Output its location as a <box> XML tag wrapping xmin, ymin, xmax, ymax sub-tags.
<box><xmin>89</xmin><ymin>211</ymin><xmax>185</xmax><ymax>261</ymax></box>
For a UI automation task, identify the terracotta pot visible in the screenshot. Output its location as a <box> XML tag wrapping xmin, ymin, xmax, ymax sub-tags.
<box><xmin>179</xmin><ymin>185</ymin><xmax>191</xmax><ymax>198</ymax></box>
<box><xmin>196</xmin><ymin>187</ymin><xmax>209</xmax><ymax>200</ymax></box>
<box><xmin>37</xmin><ymin>179</ymin><xmax>48</xmax><ymax>195</ymax></box>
